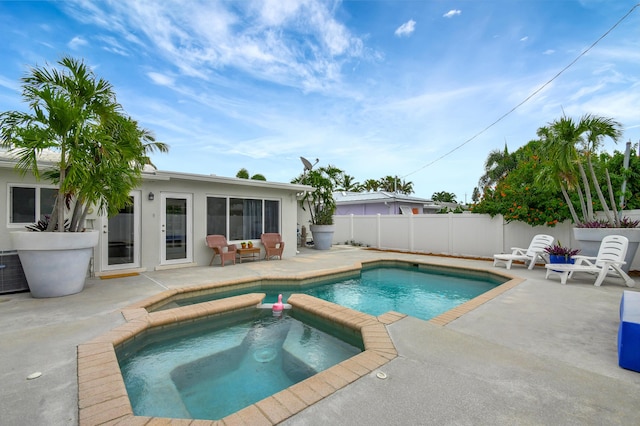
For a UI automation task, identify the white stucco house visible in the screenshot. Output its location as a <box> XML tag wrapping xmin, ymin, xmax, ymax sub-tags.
<box><xmin>0</xmin><ymin>149</ymin><xmax>310</xmax><ymax>293</ymax></box>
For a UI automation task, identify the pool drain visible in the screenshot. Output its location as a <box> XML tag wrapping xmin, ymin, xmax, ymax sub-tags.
<box><xmin>253</xmin><ymin>347</ymin><xmax>277</xmax><ymax>363</ymax></box>
<box><xmin>376</xmin><ymin>371</ymin><xmax>387</xmax><ymax>379</ymax></box>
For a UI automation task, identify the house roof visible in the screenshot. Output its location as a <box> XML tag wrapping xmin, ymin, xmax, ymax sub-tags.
<box><xmin>334</xmin><ymin>191</ymin><xmax>437</xmax><ymax>206</ymax></box>
<box><xmin>0</xmin><ymin>148</ymin><xmax>311</xmax><ymax>193</ymax></box>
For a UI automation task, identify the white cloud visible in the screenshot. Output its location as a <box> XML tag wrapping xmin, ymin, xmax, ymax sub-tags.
<box><xmin>395</xmin><ymin>20</ymin><xmax>416</xmax><ymax>37</ymax></box>
<box><xmin>147</xmin><ymin>72</ymin><xmax>175</xmax><ymax>87</ymax></box>
<box><xmin>543</xmin><ymin>49</ymin><xmax>555</xmax><ymax>55</ymax></box>
<box><xmin>520</xmin><ymin>36</ymin><xmax>528</xmax><ymax>42</ymax></box>
<box><xmin>64</xmin><ymin>0</ymin><xmax>368</xmax><ymax>94</ymax></box>
<box><xmin>68</xmin><ymin>36</ymin><xmax>88</xmax><ymax>50</ymax></box>
<box><xmin>443</xmin><ymin>10</ymin><xmax>461</xmax><ymax>19</ymax></box>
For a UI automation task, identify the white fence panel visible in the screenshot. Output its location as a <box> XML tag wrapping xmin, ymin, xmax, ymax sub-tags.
<box><xmin>412</xmin><ymin>215</ymin><xmax>450</xmax><ymax>254</ymax></box>
<box><xmin>332</xmin><ymin>210</ymin><xmax>640</xmax><ymax>270</ymax></box>
<box><xmin>379</xmin><ymin>215</ymin><xmax>411</xmax><ymax>250</ymax></box>
<box><xmin>450</xmin><ymin>214</ymin><xmax>503</xmax><ymax>257</ymax></box>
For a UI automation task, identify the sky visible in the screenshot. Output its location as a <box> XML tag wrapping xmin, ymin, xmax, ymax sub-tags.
<box><xmin>1</xmin><ymin>0</ymin><xmax>639</xmax><ymax>203</ymax></box>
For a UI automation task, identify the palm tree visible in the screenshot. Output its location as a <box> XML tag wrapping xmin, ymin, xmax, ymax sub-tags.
<box><xmin>478</xmin><ymin>144</ymin><xmax>516</xmax><ymax>191</ymax></box>
<box><xmin>537</xmin><ymin>114</ymin><xmax>622</xmax><ymax>225</ymax></box>
<box><xmin>0</xmin><ymin>56</ymin><xmax>168</xmax><ymax>232</ymax></box>
<box><xmin>336</xmin><ymin>173</ymin><xmax>360</xmax><ymax>192</ymax></box>
<box><xmin>362</xmin><ymin>179</ymin><xmax>380</xmax><ymax>192</ymax></box>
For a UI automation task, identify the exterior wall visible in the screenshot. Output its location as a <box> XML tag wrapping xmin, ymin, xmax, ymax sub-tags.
<box><xmin>2</xmin><ymin>166</ymin><xmax>304</xmax><ymax>275</ymax></box>
<box><xmin>335</xmin><ymin>201</ymin><xmax>424</xmax><ymax>215</ymax></box>
<box><xmin>336</xmin><ymin>202</ymin><xmax>392</xmax><ymax>215</ymax></box>
<box><xmin>334</xmin><ymin>211</ymin><xmax>640</xmax><ymax>271</ymax></box>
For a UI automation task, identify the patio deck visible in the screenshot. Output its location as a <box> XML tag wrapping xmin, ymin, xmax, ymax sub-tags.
<box><xmin>1</xmin><ymin>245</ymin><xmax>639</xmax><ymax>425</ymax></box>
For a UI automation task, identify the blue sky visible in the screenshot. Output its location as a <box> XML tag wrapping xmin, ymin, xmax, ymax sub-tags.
<box><xmin>1</xmin><ymin>1</ymin><xmax>639</xmax><ymax>202</ymax></box>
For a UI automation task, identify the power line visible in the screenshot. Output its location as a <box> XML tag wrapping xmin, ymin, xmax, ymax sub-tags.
<box><xmin>403</xmin><ymin>3</ymin><xmax>640</xmax><ymax>180</ymax></box>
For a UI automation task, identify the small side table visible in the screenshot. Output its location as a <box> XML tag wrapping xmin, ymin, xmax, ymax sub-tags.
<box><xmin>237</xmin><ymin>247</ymin><xmax>260</xmax><ymax>263</ymax></box>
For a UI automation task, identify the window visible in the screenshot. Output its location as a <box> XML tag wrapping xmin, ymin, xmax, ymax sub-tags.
<box><xmin>206</xmin><ymin>196</ymin><xmax>280</xmax><ymax>240</ymax></box>
<box><xmin>9</xmin><ymin>185</ymin><xmax>57</xmax><ymax>225</ymax></box>
<box><xmin>206</xmin><ymin>197</ymin><xmax>226</xmax><ymax>235</ymax></box>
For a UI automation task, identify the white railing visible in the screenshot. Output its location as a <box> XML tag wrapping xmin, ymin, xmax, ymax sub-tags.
<box><xmin>333</xmin><ymin>211</ymin><xmax>640</xmax><ymax>271</ymax></box>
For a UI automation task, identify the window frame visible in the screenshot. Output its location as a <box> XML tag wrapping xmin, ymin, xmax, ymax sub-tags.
<box><xmin>7</xmin><ymin>183</ymin><xmax>58</xmax><ymax>228</ymax></box>
<box><xmin>205</xmin><ymin>195</ymin><xmax>281</xmax><ymax>241</ymax></box>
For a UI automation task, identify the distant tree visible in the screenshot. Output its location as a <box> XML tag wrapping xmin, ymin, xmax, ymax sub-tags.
<box><xmin>398</xmin><ymin>179</ymin><xmax>414</xmax><ymax>195</ymax></box>
<box><xmin>362</xmin><ymin>179</ymin><xmax>381</xmax><ymax>192</ymax></box>
<box><xmin>471</xmin><ymin>187</ymin><xmax>481</xmax><ymax>202</ymax></box>
<box><xmin>378</xmin><ymin>175</ymin><xmax>397</xmax><ymax>192</ymax></box>
<box><xmin>236</xmin><ymin>168</ymin><xmax>266</xmax><ymax>180</ymax></box>
<box><xmin>336</xmin><ymin>173</ymin><xmax>360</xmax><ymax>191</ymax></box>
<box><xmin>432</xmin><ymin>191</ymin><xmax>457</xmax><ymax>203</ymax></box>
<box><xmin>478</xmin><ymin>144</ymin><xmax>517</xmax><ymax>192</ymax></box>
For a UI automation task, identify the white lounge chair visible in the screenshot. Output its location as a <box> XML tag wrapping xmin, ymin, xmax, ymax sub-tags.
<box><xmin>545</xmin><ymin>235</ymin><xmax>635</xmax><ymax>287</ymax></box>
<box><xmin>493</xmin><ymin>234</ymin><xmax>554</xmax><ymax>270</ymax></box>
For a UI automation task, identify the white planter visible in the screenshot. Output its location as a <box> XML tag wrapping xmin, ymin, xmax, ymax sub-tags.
<box><xmin>573</xmin><ymin>227</ymin><xmax>640</xmax><ymax>273</ymax></box>
<box><xmin>11</xmin><ymin>231</ymin><xmax>99</xmax><ymax>298</ymax></box>
<box><xmin>310</xmin><ymin>224</ymin><xmax>335</xmax><ymax>250</ymax></box>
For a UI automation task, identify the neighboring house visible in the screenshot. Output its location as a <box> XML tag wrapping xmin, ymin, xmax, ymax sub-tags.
<box><xmin>334</xmin><ymin>191</ymin><xmax>442</xmax><ymax>215</ymax></box>
<box><xmin>0</xmin><ymin>149</ymin><xmax>310</xmax><ymax>290</ymax></box>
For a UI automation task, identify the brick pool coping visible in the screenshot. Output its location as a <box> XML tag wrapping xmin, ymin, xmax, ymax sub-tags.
<box><xmin>77</xmin><ymin>261</ymin><xmax>521</xmax><ymax>425</ymax></box>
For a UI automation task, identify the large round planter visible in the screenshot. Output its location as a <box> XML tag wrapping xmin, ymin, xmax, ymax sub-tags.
<box><xmin>573</xmin><ymin>227</ymin><xmax>640</xmax><ymax>273</ymax></box>
<box><xmin>10</xmin><ymin>231</ymin><xmax>99</xmax><ymax>298</ymax></box>
<box><xmin>309</xmin><ymin>224</ymin><xmax>335</xmax><ymax>250</ymax></box>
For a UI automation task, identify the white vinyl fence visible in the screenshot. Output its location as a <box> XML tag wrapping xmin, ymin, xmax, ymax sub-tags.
<box><xmin>332</xmin><ymin>210</ymin><xmax>640</xmax><ymax>271</ymax></box>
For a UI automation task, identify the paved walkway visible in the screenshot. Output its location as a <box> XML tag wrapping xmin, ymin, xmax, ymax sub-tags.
<box><xmin>1</xmin><ymin>246</ymin><xmax>639</xmax><ymax>425</ymax></box>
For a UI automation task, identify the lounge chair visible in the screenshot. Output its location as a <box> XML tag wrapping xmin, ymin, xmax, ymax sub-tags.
<box><xmin>545</xmin><ymin>235</ymin><xmax>635</xmax><ymax>287</ymax></box>
<box><xmin>206</xmin><ymin>235</ymin><xmax>237</xmax><ymax>267</ymax></box>
<box><xmin>493</xmin><ymin>234</ymin><xmax>554</xmax><ymax>270</ymax></box>
<box><xmin>261</xmin><ymin>233</ymin><xmax>284</xmax><ymax>260</ymax></box>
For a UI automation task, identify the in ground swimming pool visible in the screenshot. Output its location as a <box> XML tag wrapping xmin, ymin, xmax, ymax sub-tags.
<box><xmin>116</xmin><ymin>308</ymin><xmax>362</xmax><ymax>421</ymax></box>
<box><xmin>163</xmin><ymin>263</ymin><xmax>506</xmax><ymax>321</ymax></box>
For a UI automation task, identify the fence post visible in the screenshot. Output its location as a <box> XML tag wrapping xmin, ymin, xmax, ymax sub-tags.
<box><xmin>349</xmin><ymin>214</ymin><xmax>354</xmax><ymax>242</ymax></box>
<box><xmin>377</xmin><ymin>214</ymin><xmax>381</xmax><ymax>248</ymax></box>
<box><xmin>409</xmin><ymin>214</ymin><xmax>414</xmax><ymax>252</ymax></box>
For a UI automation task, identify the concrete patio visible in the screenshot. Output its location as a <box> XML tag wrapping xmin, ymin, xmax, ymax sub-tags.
<box><xmin>1</xmin><ymin>246</ymin><xmax>639</xmax><ymax>425</ymax></box>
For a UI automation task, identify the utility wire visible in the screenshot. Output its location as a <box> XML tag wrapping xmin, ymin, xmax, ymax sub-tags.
<box><xmin>402</xmin><ymin>3</ymin><xmax>640</xmax><ymax>180</ymax></box>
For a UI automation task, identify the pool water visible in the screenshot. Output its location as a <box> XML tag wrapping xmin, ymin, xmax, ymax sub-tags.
<box><xmin>272</xmin><ymin>267</ymin><xmax>498</xmax><ymax>319</ymax></box>
<box><xmin>172</xmin><ymin>265</ymin><xmax>503</xmax><ymax>321</ymax></box>
<box><xmin>117</xmin><ymin>309</ymin><xmax>361</xmax><ymax>420</ymax></box>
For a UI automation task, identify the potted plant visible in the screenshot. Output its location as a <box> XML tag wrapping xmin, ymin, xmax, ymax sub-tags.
<box><xmin>293</xmin><ymin>164</ymin><xmax>342</xmax><ymax>250</ymax></box>
<box><xmin>544</xmin><ymin>242</ymin><xmax>580</xmax><ymax>264</ymax></box>
<box><xmin>0</xmin><ymin>56</ymin><xmax>168</xmax><ymax>297</ymax></box>
<box><xmin>241</xmin><ymin>242</ymin><xmax>247</xmax><ymax>249</ymax></box>
<box><xmin>537</xmin><ymin>114</ymin><xmax>640</xmax><ymax>271</ymax></box>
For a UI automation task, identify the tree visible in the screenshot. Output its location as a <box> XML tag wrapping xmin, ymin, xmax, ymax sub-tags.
<box><xmin>0</xmin><ymin>56</ymin><xmax>168</xmax><ymax>232</ymax></box>
<box><xmin>377</xmin><ymin>175</ymin><xmax>413</xmax><ymax>194</ymax></box>
<box><xmin>336</xmin><ymin>173</ymin><xmax>360</xmax><ymax>191</ymax></box>
<box><xmin>432</xmin><ymin>191</ymin><xmax>457</xmax><ymax>203</ymax></box>
<box><xmin>478</xmin><ymin>144</ymin><xmax>516</xmax><ymax>191</ymax></box>
<box><xmin>472</xmin><ymin>140</ymin><xmax>570</xmax><ymax>226</ymax></box>
<box><xmin>292</xmin><ymin>165</ymin><xmax>344</xmax><ymax>225</ymax></box>
<box><xmin>471</xmin><ymin>187</ymin><xmax>481</xmax><ymax>202</ymax></box>
<box><xmin>362</xmin><ymin>178</ymin><xmax>380</xmax><ymax>192</ymax></box>
<box><xmin>537</xmin><ymin>114</ymin><xmax>623</xmax><ymax>225</ymax></box>
<box><xmin>236</xmin><ymin>168</ymin><xmax>267</xmax><ymax>180</ymax></box>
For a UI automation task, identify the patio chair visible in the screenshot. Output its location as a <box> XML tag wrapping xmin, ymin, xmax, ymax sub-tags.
<box><xmin>545</xmin><ymin>235</ymin><xmax>635</xmax><ymax>287</ymax></box>
<box><xmin>493</xmin><ymin>234</ymin><xmax>554</xmax><ymax>270</ymax></box>
<box><xmin>261</xmin><ymin>233</ymin><xmax>284</xmax><ymax>260</ymax></box>
<box><xmin>206</xmin><ymin>235</ymin><xmax>237</xmax><ymax>267</ymax></box>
